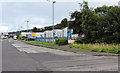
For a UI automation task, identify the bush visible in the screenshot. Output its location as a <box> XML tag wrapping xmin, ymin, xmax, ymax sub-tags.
<box><xmin>55</xmin><ymin>38</ymin><xmax>68</xmax><ymax>46</ymax></box>
<box><xmin>19</xmin><ymin>36</ymin><xmax>26</xmax><ymax>40</ymax></box>
<box><xmin>19</xmin><ymin>36</ymin><xmax>27</xmax><ymax>40</ymax></box>
<box><xmin>24</xmin><ymin>38</ymin><xmax>34</xmax><ymax>41</ymax></box>
<box><xmin>75</xmin><ymin>38</ymin><xmax>85</xmax><ymax>43</ymax></box>
<box><xmin>55</xmin><ymin>38</ymin><xmax>59</xmax><ymax>44</ymax></box>
<box><xmin>96</xmin><ymin>38</ymin><xmax>105</xmax><ymax>43</ymax></box>
<box><xmin>28</xmin><ymin>38</ymin><xmax>34</xmax><ymax>41</ymax></box>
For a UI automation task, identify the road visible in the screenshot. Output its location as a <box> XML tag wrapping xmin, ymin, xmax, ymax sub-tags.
<box><xmin>2</xmin><ymin>39</ymin><xmax>118</xmax><ymax>71</ymax></box>
<box><xmin>0</xmin><ymin>39</ymin><xmax>2</xmax><ymax>72</ymax></box>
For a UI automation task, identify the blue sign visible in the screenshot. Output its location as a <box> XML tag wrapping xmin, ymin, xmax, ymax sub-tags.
<box><xmin>28</xmin><ymin>34</ymin><xmax>33</xmax><ymax>38</ymax></box>
<box><xmin>82</xmin><ymin>34</ymin><xmax>85</xmax><ymax>37</ymax></box>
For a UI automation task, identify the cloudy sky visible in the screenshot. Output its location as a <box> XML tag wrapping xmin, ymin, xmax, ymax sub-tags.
<box><xmin>0</xmin><ymin>0</ymin><xmax>119</xmax><ymax>33</ymax></box>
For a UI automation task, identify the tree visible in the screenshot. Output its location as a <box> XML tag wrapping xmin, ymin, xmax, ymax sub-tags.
<box><xmin>104</xmin><ymin>6</ymin><xmax>120</xmax><ymax>43</ymax></box>
<box><xmin>80</xmin><ymin>1</ymin><xmax>99</xmax><ymax>43</ymax></box>
<box><xmin>95</xmin><ymin>5</ymin><xmax>108</xmax><ymax>13</ymax></box>
<box><xmin>32</xmin><ymin>27</ymin><xmax>38</xmax><ymax>32</ymax></box>
<box><xmin>61</xmin><ymin>18</ymin><xmax>68</xmax><ymax>28</ymax></box>
<box><xmin>70</xmin><ymin>11</ymin><xmax>82</xmax><ymax>34</ymax></box>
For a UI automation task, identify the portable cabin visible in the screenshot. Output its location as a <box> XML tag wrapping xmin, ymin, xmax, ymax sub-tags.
<box><xmin>62</xmin><ymin>27</ymin><xmax>73</xmax><ymax>39</ymax></box>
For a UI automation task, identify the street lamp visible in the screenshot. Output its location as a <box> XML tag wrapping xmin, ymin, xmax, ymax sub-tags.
<box><xmin>25</xmin><ymin>20</ymin><xmax>29</xmax><ymax>41</ymax></box>
<box><xmin>20</xmin><ymin>26</ymin><xmax>22</xmax><ymax>40</ymax></box>
<box><xmin>47</xmin><ymin>0</ymin><xmax>56</xmax><ymax>45</ymax></box>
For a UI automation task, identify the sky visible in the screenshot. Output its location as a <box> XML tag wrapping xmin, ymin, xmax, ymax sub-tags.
<box><xmin>0</xmin><ymin>0</ymin><xmax>119</xmax><ymax>33</ymax></box>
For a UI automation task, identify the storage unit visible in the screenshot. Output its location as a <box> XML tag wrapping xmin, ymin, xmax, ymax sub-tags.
<box><xmin>62</xmin><ymin>27</ymin><xmax>73</xmax><ymax>39</ymax></box>
<box><xmin>72</xmin><ymin>34</ymin><xmax>79</xmax><ymax>40</ymax></box>
<box><xmin>51</xmin><ymin>29</ymin><xmax>63</xmax><ymax>38</ymax></box>
<box><xmin>21</xmin><ymin>32</ymin><xmax>31</xmax><ymax>37</ymax></box>
<box><xmin>36</xmin><ymin>32</ymin><xmax>44</xmax><ymax>38</ymax></box>
<box><xmin>44</xmin><ymin>30</ymin><xmax>53</xmax><ymax>38</ymax></box>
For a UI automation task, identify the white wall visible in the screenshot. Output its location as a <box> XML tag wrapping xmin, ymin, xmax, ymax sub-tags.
<box><xmin>20</xmin><ymin>27</ymin><xmax>75</xmax><ymax>39</ymax></box>
<box><xmin>72</xmin><ymin>34</ymin><xmax>78</xmax><ymax>39</ymax></box>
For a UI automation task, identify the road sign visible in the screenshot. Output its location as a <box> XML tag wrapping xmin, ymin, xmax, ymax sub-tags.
<box><xmin>31</xmin><ymin>33</ymin><xmax>36</xmax><ymax>37</ymax></box>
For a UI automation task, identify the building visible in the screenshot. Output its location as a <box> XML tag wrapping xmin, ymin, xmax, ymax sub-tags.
<box><xmin>21</xmin><ymin>27</ymin><xmax>74</xmax><ymax>39</ymax></box>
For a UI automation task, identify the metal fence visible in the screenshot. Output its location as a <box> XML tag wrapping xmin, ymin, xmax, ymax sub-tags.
<box><xmin>34</xmin><ymin>37</ymin><xmax>68</xmax><ymax>43</ymax></box>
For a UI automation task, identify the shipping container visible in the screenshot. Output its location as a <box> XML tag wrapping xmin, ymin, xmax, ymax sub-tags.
<box><xmin>36</xmin><ymin>32</ymin><xmax>44</xmax><ymax>38</ymax></box>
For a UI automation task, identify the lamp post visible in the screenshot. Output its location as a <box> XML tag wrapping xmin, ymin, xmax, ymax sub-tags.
<box><xmin>20</xmin><ymin>26</ymin><xmax>22</xmax><ymax>40</ymax></box>
<box><xmin>52</xmin><ymin>1</ymin><xmax>56</xmax><ymax>45</ymax></box>
<box><xmin>47</xmin><ymin>0</ymin><xmax>56</xmax><ymax>45</ymax></box>
<box><xmin>25</xmin><ymin>20</ymin><xmax>29</xmax><ymax>41</ymax></box>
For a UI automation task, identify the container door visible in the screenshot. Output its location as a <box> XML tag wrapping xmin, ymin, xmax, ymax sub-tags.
<box><xmin>68</xmin><ymin>31</ymin><xmax>71</xmax><ymax>39</ymax></box>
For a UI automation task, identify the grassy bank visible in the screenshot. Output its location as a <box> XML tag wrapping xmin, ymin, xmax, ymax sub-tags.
<box><xmin>69</xmin><ymin>43</ymin><xmax>120</xmax><ymax>54</ymax></box>
<box><xmin>30</xmin><ymin>41</ymin><xmax>58</xmax><ymax>46</ymax></box>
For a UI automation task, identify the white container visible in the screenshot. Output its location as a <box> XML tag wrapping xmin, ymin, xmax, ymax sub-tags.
<box><xmin>21</xmin><ymin>32</ymin><xmax>31</xmax><ymax>37</ymax></box>
<box><xmin>72</xmin><ymin>34</ymin><xmax>79</xmax><ymax>39</ymax></box>
<box><xmin>52</xmin><ymin>29</ymin><xmax>63</xmax><ymax>38</ymax></box>
<box><xmin>36</xmin><ymin>32</ymin><xmax>44</xmax><ymax>38</ymax></box>
<box><xmin>45</xmin><ymin>30</ymin><xmax>52</xmax><ymax>38</ymax></box>
<box><xmin>62</xmin><ymin>27</ymin><xmax>68</xmax><ymax>38</ymax></box>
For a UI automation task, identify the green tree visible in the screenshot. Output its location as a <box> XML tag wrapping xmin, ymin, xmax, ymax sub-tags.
<box><xmin>95</xmin><ymin>5</ymin><xmax>108</xmax><ymax>13</ymax></box>
<box><xmin>61</xmin><ymin>18</ymin><xmax>68</xmax><ymax>28</ymax></box>
<box><xmin>70</xmin><ymin>11</ymin><xmax>82</xmax><ymax>34</ymax></box>
<box><xmin>104</xmin><ymin>6</ymin><xmax>120</xmax><ymax>43</ymax></box>
<box><xmin>32</xmin><ymin>27</ymin><xmax>38</xmax><ymax>32</ymax></box>
<box><xmin>81</xmin><ymin>1</ymin><xmax>98</xmax><ymax>43</ymax></box>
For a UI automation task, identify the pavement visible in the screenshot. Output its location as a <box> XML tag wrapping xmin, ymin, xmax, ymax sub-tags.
<box><xmin>2</xmin><ymin>38</ymin><xmax>119</xmax><ymax>71</ymax></box>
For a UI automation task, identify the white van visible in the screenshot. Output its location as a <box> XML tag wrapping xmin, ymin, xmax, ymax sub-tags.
<box><xmin>14</xmin><ymin>36</ymin><xmax>17</xmax><ymax>40</ymax></box>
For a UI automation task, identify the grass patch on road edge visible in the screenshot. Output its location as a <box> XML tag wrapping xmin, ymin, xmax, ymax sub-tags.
<box><xmin>26</xmin><ymin>41</ymin><xmax>76</xmax><ymax>53</ymax></box>
<box><xmin>69</xmin><ymin>43</ymin><xmax>120</xmax><ymax>54</ymax></box>
<box><xmin>30</xmin><ymin>41</ymin><xmax>58</xmax><ymax>46</ymax></box>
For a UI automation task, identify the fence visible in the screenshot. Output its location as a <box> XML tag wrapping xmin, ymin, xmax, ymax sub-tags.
<box><xmin>34</xmin><ymin>37</ymin><xmax>68</xmax><ymax>43</ymax></box>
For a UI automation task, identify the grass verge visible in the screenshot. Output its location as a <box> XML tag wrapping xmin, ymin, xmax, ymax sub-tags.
<box><xmin>26</xmin><ymin>41</ymin><xmax>76</xmax><ymax>53</ymax></box>
<box><xmin>30</xmin><ymin>41</ymin><xmax>58</xmax><ymax>46</ymax></box>
<box><xmin>69</xmin><ymin>43</ymin><xmax>120</xmax><ymax>54</ymax></box>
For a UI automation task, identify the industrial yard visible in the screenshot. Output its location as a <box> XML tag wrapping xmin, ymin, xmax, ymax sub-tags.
<box><xmin>1</xmin><ymin>0</ymin><xmax>120</xmax><ymax>72</ymax></box>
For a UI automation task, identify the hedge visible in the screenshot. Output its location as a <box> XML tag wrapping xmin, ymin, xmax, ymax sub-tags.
<box><xmin>55</xmin><ymin>38</ymin><xmax>68</xmax><ymax>46</ymax></box>
<box><xmin>19</xmin><ymin>36</ymin><xmax>26</xmax><ymax>40</ymax></box>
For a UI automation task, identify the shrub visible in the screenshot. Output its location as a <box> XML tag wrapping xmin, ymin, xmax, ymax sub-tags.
<box><xmin>24</xmin><ymin>38</ymin><xmax>34</xmax><ymax>41</ymax></box>
<box><xmin>19</xmin><ymin>36</ymin><xmax>26</xmax><ymax>40</ymax></box>
<box><xmin>55</xmin><ymin>38</ymin><xmax>68</xmax><ymax>46</ymax></box>
<box><xmin>75</xmin><ymin>38</ymin><xmax>85</xmax><ymax>43</ymax></box>
<box><xmin>96</xmin><ymin>38</ymin><xmax>105</xmax><ymax>43</ymax></box>
<box><xmin>55</xmin><ymin>38</ymin><xmax>59</xmax><ymax>44</ymax></box>
<box><xmin>28</xmin><ymin>38</ymin><xmax>34</xmax><ymax>41</ymax></box>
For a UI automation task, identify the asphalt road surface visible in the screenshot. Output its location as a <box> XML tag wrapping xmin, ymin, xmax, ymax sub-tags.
<box><xmin>0</xmin><ymin>39</ymin><xmax>2</xmax><ymax>72</ymax></box>
<box><xmin>2</xmin><ymin>39</ymin><xmax>118</xmax><ymax>71</ymax></box>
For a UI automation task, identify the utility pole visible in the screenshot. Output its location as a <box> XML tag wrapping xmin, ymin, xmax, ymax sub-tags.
<box><xmin>47</xmin><ymin>0</ymin><xmax>56</xmax><ymax>45</ymax></box>
<box><xmin>52</xmin><ymin>1</ymin><xmax>56</xmax><ymax>45</ymax></box>
<box><xmin>25</xmin><ymin>20</ymin><xmax>29</xmax><ymax>41</ymax></box>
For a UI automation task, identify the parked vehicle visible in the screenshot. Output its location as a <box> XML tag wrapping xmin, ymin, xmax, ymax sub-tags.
<box><xmin>13</xmin><ymin>36</ymin><xmax>17</xmax><ymax>40</ymax></box>
<box><xmin>4</xmin><ymin>36</ymin><xmax>7</xmax><ymax>39</ymax></box>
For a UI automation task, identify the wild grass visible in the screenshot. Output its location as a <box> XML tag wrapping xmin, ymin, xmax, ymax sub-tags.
<box><xmin>69</xmin><ymin>43</ymin><xmax>120</xmax><ymax>54</ymax></box>
<box><xmin>30</xmin><ymin>41</ymin><xmax>58</xmax><ymax>46</ymax></box>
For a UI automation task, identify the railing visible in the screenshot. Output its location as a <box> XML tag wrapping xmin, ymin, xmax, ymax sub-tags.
<box><xmin>34</xmin><ymin>37</ymin><xmax>68</xmax><ymax>43</ymax></box>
